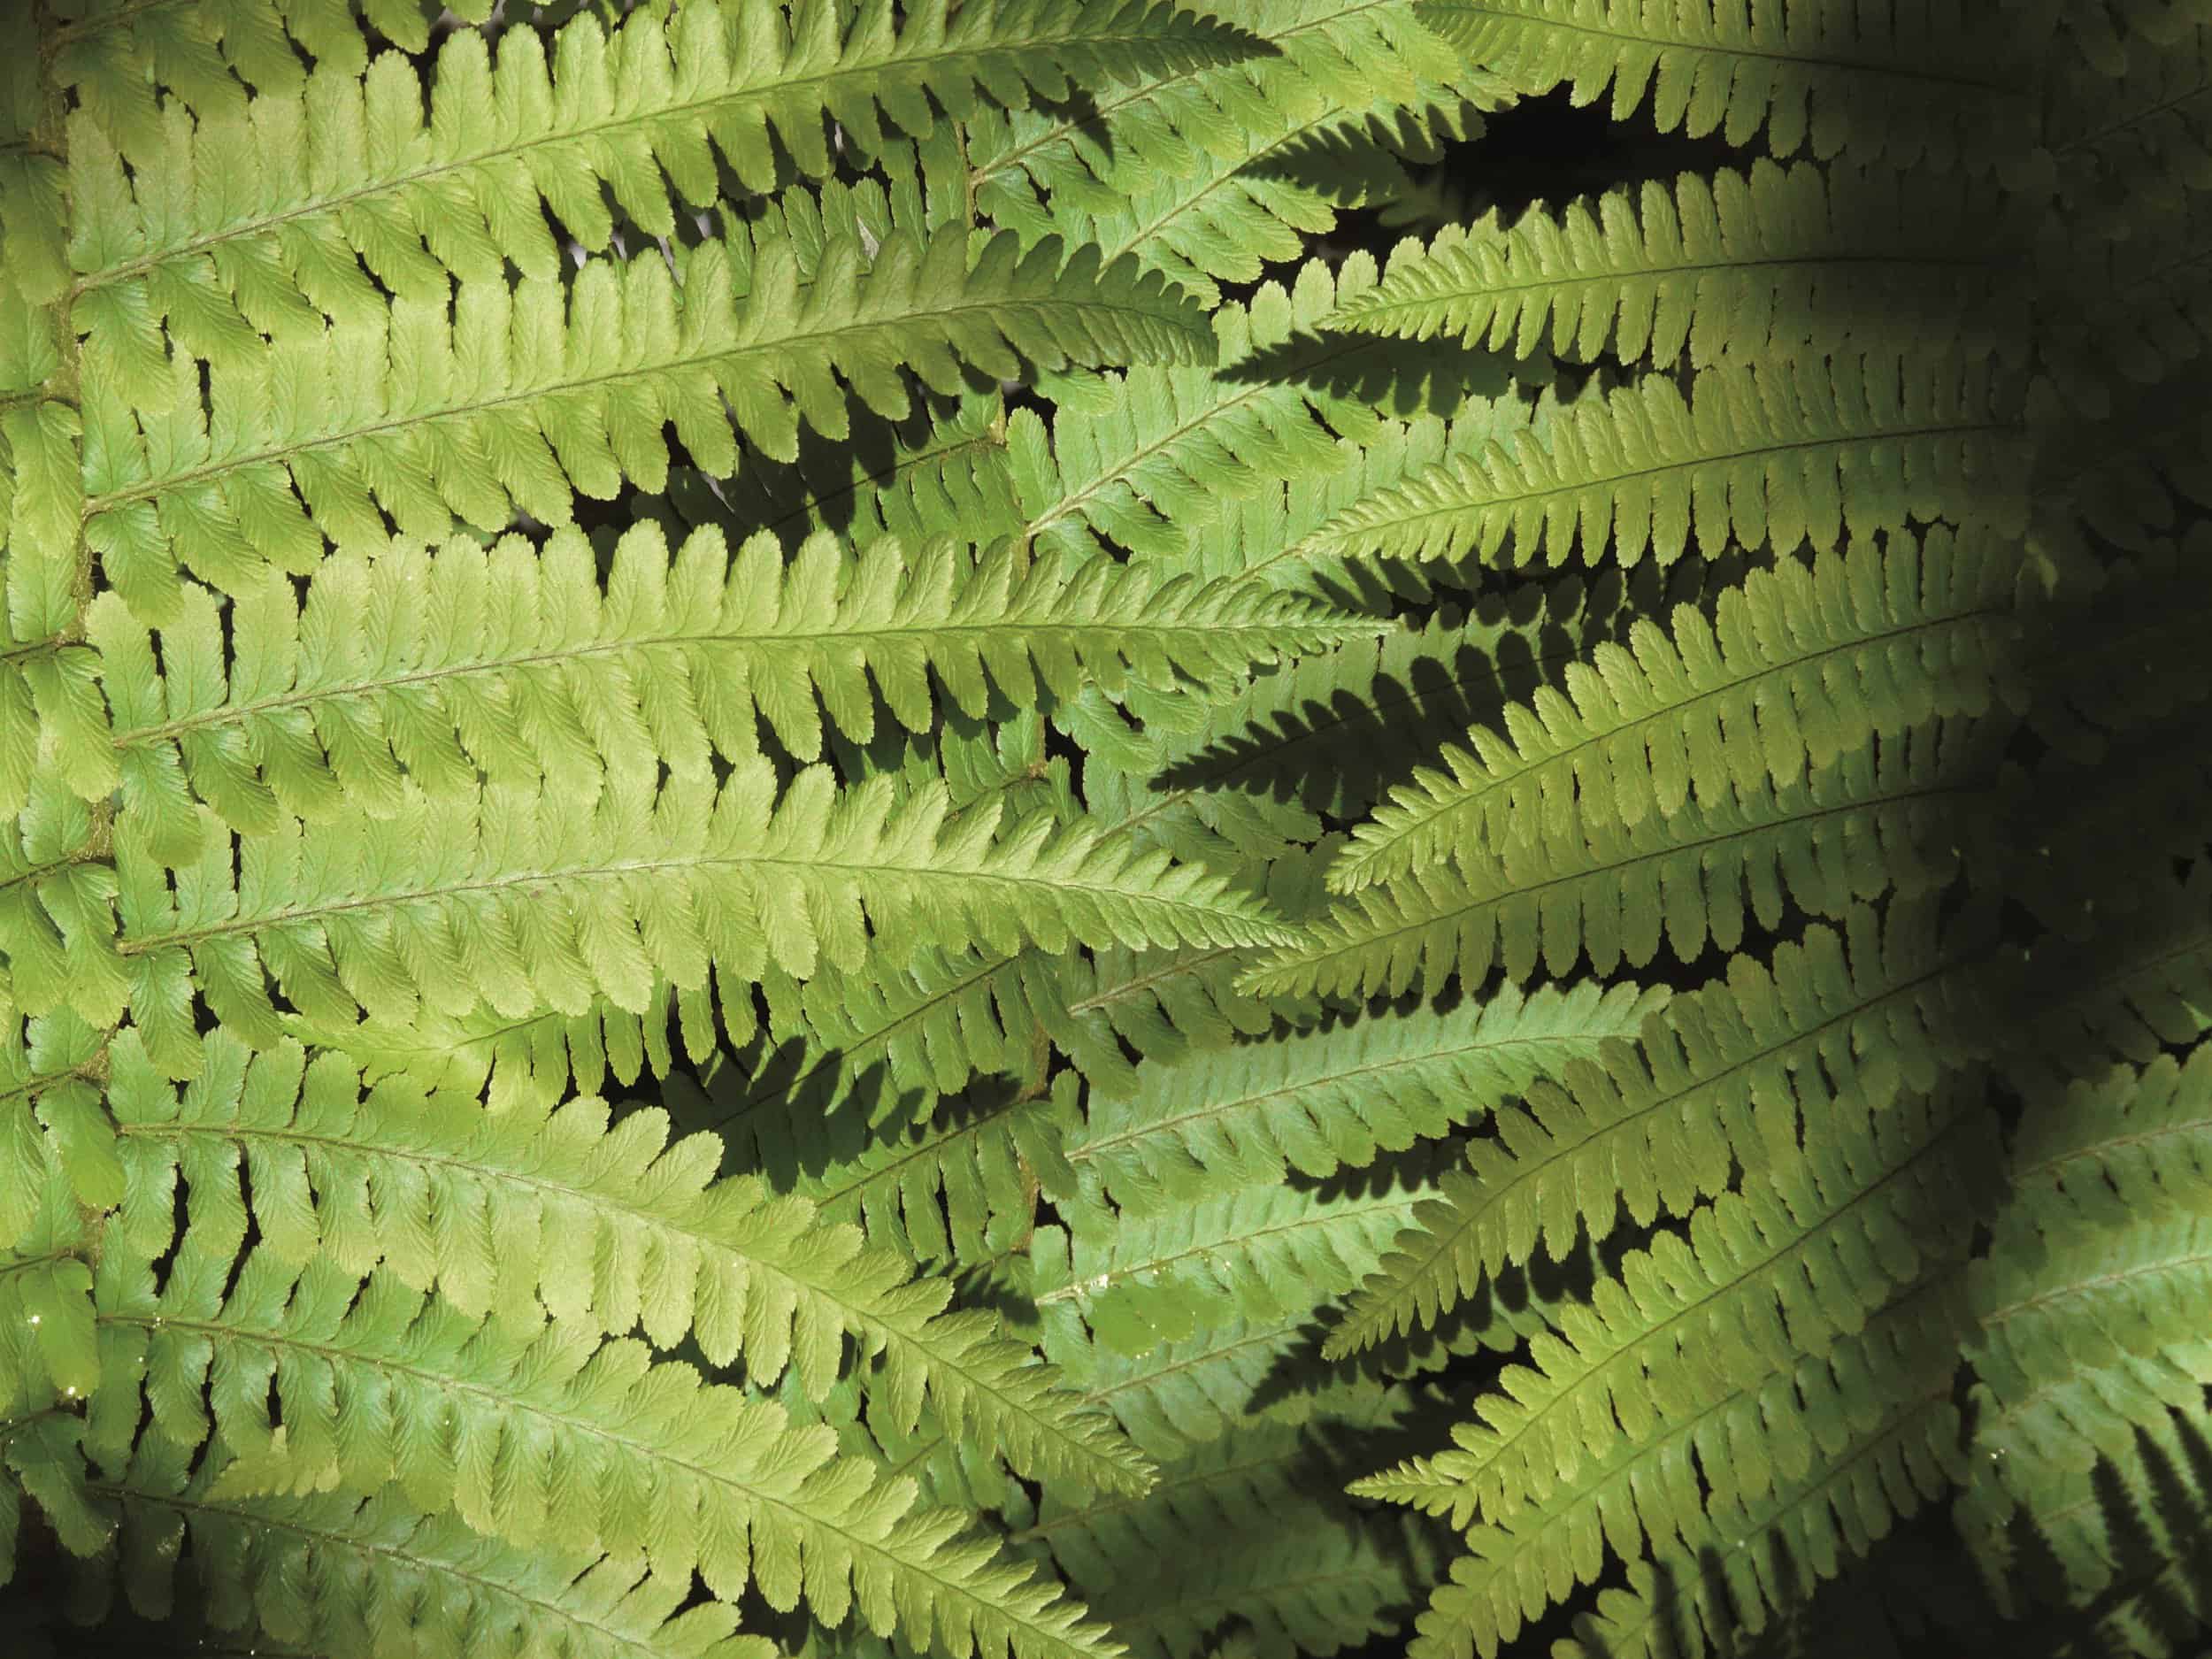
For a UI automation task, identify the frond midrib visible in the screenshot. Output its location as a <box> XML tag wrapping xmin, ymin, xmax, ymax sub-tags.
<box><xmin>83</xmin><ymin>288</ymin><xmax>1208</xmax><ymax>523</ymax></box>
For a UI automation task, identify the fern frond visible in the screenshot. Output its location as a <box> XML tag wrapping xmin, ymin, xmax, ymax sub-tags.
<box><xmin>1348</xmin><ymin>1087</ymin><xmax>1995</xmax><ymax>1532</ymax></box>
<box><xmin>0</xmin><ymin>774</ymin><xmax>128</xmax><ymax>1033</ymax></box>
<box><xmin>66</xmin><ymin>0</ymin><xmax>1253</xmax><ymax>361</ymax></box>
<box><xmin>1030</xmin><ymin>1405</ymin><xmax>1445</xmax><ymax>1659</ymax></box>
<box><xmin>1332</xmin><ymin>525</ymin><xmax>2022</xmax><ymax>893</ymax></box>
<box><xmin>1327</xmin><ymin>162</ymin><xmax>2028</xmax><ymax>367</ymax></box>
<box><xmin>95</xmin><ymin>519</ymin><xmax>1364</xmax><ymax>858</ymax></box>
<box><xmin>94</xmin><ymin>1235</ymin><xmax>1122</xmax><ymax>1659</ymax></box>
<box><xmin>112</xmin><ymin>763</ymin><xmax>1289</xmax><ymax>1074</ymax></box>
<box><xmin>91</xmin><ymin>1440</ymin><xmax>780</xmax><ymax>1659</ymax></box>
<box><xmin>80</xmin><ymin>227</ymin><xmax>1210</xmax><ymax>621</ymax></box>
<box><xmin>979</xmin><ymin>4</ymin><xmax>1486</xmax><ymax>307</ymax></box>
<box><xmin>1010</xmin><ymin>269</ymin><xmax>1360</xmax><ymax>561</ymax></box>
<box><xmin>1419</xmin><ymin>0</ymin><xmax>2037</xmax><ymax>173</ymax></box>
<box><xmin>1409</xmin><ymin>1269</ymin><xmax>1972</xmax><ymax>1659</ymax></box>
<box><xmin>0</xmin><ymin>1010</ymin><xmax>117</xmax><ymax>1251</ymax></box>
<box><xmin>0</xmin><ymin>1132</ymin><xmax>98</xmax><ymax>1403</ymax></box>
<box><xmin>1310</xmin><ymin>354</ymin><xmax>2029</xmax><ymax>571</ymax></box>
<box><xmin>972</xmin><ymin>2</ymin><xmax>1459</xmax><ymax>252</ymax></box>
<box><xmin>1326</xmin><ymin>904</ymin><xmax>1977</xmax><ymax>1356</ymax></box>
<box><xmin>104</xmin><ymin>1028</ymin><xmax>1151</xmax><ymax>1497</ymax></box>
<box><xmin>1030</xmin><ymin>1163</ymin><xmax>1432</xmax><ymax>1358</ymax></box>
<box><xmin>1242</xmin><ymin>721</ymin><xmax>1985</xmax><ymax>1002</ymax></box>
<box><xmin>1071</xmin><ymin>981</ymin><xmax>1661</xmax><ymax>1216</ymax></box>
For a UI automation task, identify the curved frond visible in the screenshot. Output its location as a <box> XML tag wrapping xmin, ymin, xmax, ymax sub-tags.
<box><xmin>1071</xmin><ymin>980</ymin><xmax>1662</xmax><ymax>1216</ymax></box>
<box><xmin>80</xmin><ymin>227</ymin><xmax>1210</xmax><ymax>622</ymax></box>
<box><xmin>92</xmin><ymin>1442</ymin><xmax>774</xmax><ymax>1659</ymax></box>
<box><xmin>94</xmin><ymin>518</ymin><xmax>1366</xmax><ymax>859</ymax></box>
<box><xmin>1310</xmin><ymin>354</ymin><xmax>2029</xmax><ymax>572</ymax></box>
<box><xmin>1328</xmin><ymin>162</ymin><xmax>2029</xmax><ymax>368</ymax></box>
<box><xmin>66</xmin><ymin>0</ymin><xmax>1254</xmax><ymax>357</ymax></box>
<box><xmin>104</xmin><ymin>1027</ymin><xmax>1152</xmax><ymax>1497</ymax></box>
<box><xmin>1332</xmin><ymin>524</ymin><xmax>2022</xmax><ymax>893</ymax></box>
<box><xmin>1327</xmin><ymin>904</ymin><xmax>1978</xmax><ymax>1356</ymax></box>
<box><xmin>92</xmin><ymin>1235</ymin><xmax>1122</xmax><ymax>1659</ymax></box>
<box><xmin>1242</xmin><ymin>721</ymin><xmax>1986</xmax><ymax>1002</ymax></box>
<box><xmin>1410</xmin><ymin>1271</ymin><xmax>1972</xmax><ymax>1659</ymax></box>
<box><xmin>1348</xmin><ymin>1086</ymin><xmax>1995</xmax><ymax>1533</ymax></box>
<box><xmin>1417</xmin><ymin>0</ymin><xmax>2038</xmax><ymax>173</ymax></box>
<box><xmin>112</xmin><ymin>763</ymin><xmax>1291</xmax><ymax>1075</ymax></box>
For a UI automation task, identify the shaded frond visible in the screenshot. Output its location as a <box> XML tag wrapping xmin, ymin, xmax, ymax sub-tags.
<box><xmin>1327</xmin><ymin>904</ymin><xmax>1978</xmax><ymax>1356</ymax></box>
<box><xmin>1242</xmin><ymin>721</ymin><xmax>1985</xmax><ymax>1002</ymax></box>
<box><xmin>1328</xmin><ymin>162</ymin><xmax>2028</xmax><ymax>367</ymax></box>
<box><xmin>1410</xmin><ymin>1270</ymin><xmax>1973</xmax><ymax>1659</ymax></box>
<box><xmin>1310</xmin><ymin>354</ymin><xmax>2029</xmax><ymax>571</ymax></box>
<box><xmin>1417</xmin><ymin>0</ymin><xmax>2038</xmax><ymax>173</ymax></box>
<box><xmin>1332</xmin><ymin>524</ymin><xmax>2023</xmax><ymax>893</ymax></box>
<box><xmin>1348</xmin><ymin>1086</ymin><xmax>1995</xmax><ymax>1531</ymax></box>
<box><xmin>1071</xmin><ymin>980</ymin><xmax>1662</xmax><ymax>1217</ymax></box>
<box><xmin>80</xmin><ymin>227</ymin><xmax>1210</xmax><ymax>621</ymax></box>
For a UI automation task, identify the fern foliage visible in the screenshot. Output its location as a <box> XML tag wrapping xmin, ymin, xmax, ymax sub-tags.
<box><xmin>0</xmin><ymin>0</ymin><xmax>2200</xmax><ymax>1657</ymax></box>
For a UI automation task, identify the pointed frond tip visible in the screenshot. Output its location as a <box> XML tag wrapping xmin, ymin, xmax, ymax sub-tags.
<box><xmin>1325</xmin><ymin>160</ymin><xmax>2030</xmax><ymax>368</ymax></box>
<box><xmin>111</xmin><ymin>761</ymin><xmax>1295</xmax><ymax>1076</ymax></box>
<box><xmin>1330</xmin><ymin>524</ymin><xmax>2024</xmax><ymax>894</ymax></box>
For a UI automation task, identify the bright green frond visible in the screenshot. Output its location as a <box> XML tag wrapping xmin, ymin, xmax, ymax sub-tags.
<box><xmin>1352</xmin><ymin>1086</ymin><xmax>1995</xmax><ymax>1532</ymax></box>
<box><xmin>1419</xmin><ymin>0</ymin><xmax>2038</xmax><ymax>173</ymax></box>
<box><xmin>66</xmin><ymin>0</ymin><xmax>1253</xmax><ymax>353</ymax></box>
<box><xmin>92</xmin><ymin>1235</ymin><xmax>1122</xmax><ymax>1659</ymax></box>
<box><xmin>1328</xmin><ymin>161</ymin><xmax>2028</xmax><ymax>368</ymax></box>
<box><xmin>103</xmin><ymin>1027</ymin><xmax>1152</xmax><ymax>1497</ymax></box>
<box><xmin>1010</xmin><ymin>266</ymin><xmax>1363</xmax><ymax>560</ymax></box>
<box><xmin>112</xmin><ymin>763</ymin><xmax>1290</xmax><ymax>1074</ymax></box>
<box><xmin>94</xmin><ymin>517</ymin><xmax>1364</xmax><ymax>858</ymax></box>
<box><xmin>1242</xmin><ymin>721</ymin><xmax>1986</xmax><ymax>1002</ymax></box>
<box><xmin>0</xmin><ymin>776</ymin><xmax>127</xmax><ymax>1035</ymax></box>
<box><xmin>1071</xmin><ymin>980</ymin><xmax>1661</xmax><ymax>1216</ymax></box>
<box><xmin>1326</xmin><ymin>904</ymin><xmax>1978</xmax><ymax>1356</ymax></box>
<box><xmin>79</xmin><ymin>226</ymin><xmax>1210</xmax><ymax>621</ymax></box>
<box><xmin>1310</xmin><ymin>353</ymin><xmax>2029</xmax><ymax>571</ymax></box>
<box><xmin>1332</xmin><ymin>524</ymin><xmax>2023</xmax><ymax>893</ymax></box>
<box><xmin>1027</xmin><ymin>1163</ymin><xmax>1432</xmax><ymax>1358</ymax></box>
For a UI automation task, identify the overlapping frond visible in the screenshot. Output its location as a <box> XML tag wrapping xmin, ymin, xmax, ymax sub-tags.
<box><xmin>1327</xmin><ymin>904</ymin><xmax>1978</xmax><ymax>1356</ymax></box>
<box><xmin>80</xmin><ymin>225</ymin><xmax>1210</xmax><ymax>621</ymax></box>
<box><xmin>1332</xmin><ymin>525</ymin><xmax>2023</xmax><ymax>892</ymax></box>
<box><xmin>104</xmin><ymin>1027</ymin><xmax>1151</xmax><ymax>1496</ymax></box>
<box><xmin>1010</xmin><ymin>268</ymin><xmax>1359</xmax><ymax>560</ymax></box>
<box><xmin>93</xmin><ymin>1230</ymin><xmax>1123</xmax><ymax>1659</ymax></box>
<box><xmin>1028</xmin><ymin>1163</ymin><xmax>1433</xmax><ymax>1358</ymax></box>
<box><xmin>1409</xmin><ymin>1271</ymin><xmax>1974</xmax><ymax>1659</ymax></box>
<box><xmin>1071</xmin><ymin>981</ymin><xmax>1660</xmax><ymax>1216</ymax></box>
<box><xmin>114</xmin><ymin>762</ymin><xmax>1290</xmax><ymax>1074</ymax></box>
<box><xmin>1243</xmin><ymin>721</ymin><xmax>1985</xmax><ymax>1001</ymax></box>
<box><xmin>1328</xmin><ymin>162</ymin><xmax>2029</xmax><ymax>367</ymax></box>
<box><xmin>66</xmin><ymin>0</ymin><xmax>1255</xmax><ymax>357</ymax></box>
<box><xmin>90</xmin><ymin>1439</ymin><xmax>773</xmax><ymax>1659</ymax></box>
<box><xmin>94</xmin><ymin>518</ymin><xmax>1364</xmax><ymax>859</ymax></box>
<box><xmin>1348</xmin><ymin>1085</ymin><xmax>1995</xmax><ymax>1535</ymax></box>
<box><xmin>1310</xmin><ymin>353</ymin><xmax>2029</xmax><ymax>571</ymax></box>
<box><xmin>1418</xmin><ymin>0</ymin><xmax>2038</xmax><ymax>173</ymax></box>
